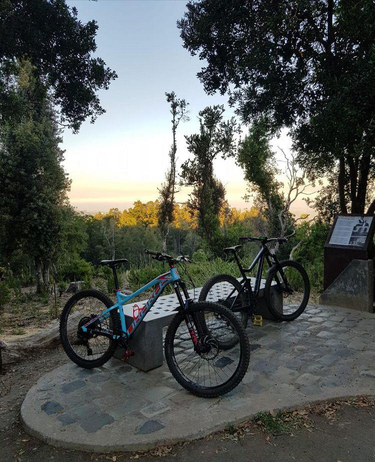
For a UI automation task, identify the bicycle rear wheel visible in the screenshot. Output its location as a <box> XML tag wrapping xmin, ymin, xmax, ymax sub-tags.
<box><xmin>164</xmin><ymin>302</ymin><xmax>250</xmax><ymax>398</ymax></box>
<box><xmin>199</xmin><ymin>274</ymin><xmax>249</xmax><ymax>328</ymax></box>
<box><xmin>265</xmin><ymin>260</ymin><xmax>310</xmax><ymax>321</ymax></box>
<box><xmin>60</xmin><ymin>289</ymin><xmax>121</xmax><ymax>369</ymax></box>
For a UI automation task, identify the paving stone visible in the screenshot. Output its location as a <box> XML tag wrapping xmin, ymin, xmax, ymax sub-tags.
<box><xmin>321</xmin><ymin>321</ymin><xmax>339</xmax><ymax>329</ymax></box>
<box><xmin>57</xmin><ymin>413</ymin><xmax>78</xmax><ymax>426</ymax></box>
<box><xmin>137</xmin><ymin>420</ymin><xmax>165</xmax><ymax>435</ymax></box>
<box><xmin>316</xmin><ymin>331</ymin><xmax>337</xmax><ymax>339</ymax></box>
<box><xmin>309</xmin><ymin>317</ymin><xmax>326</xmax><ymax>323</ymax></box>
<box><xmin>41</xmin><ymin>400</ymin><xmax>63</xmax><ymax>415</ymax></box>
<box><xmin>61</xmin><ymin>380</ymin><xmax>86</xmax><ymax>394</ymax></box>
<box><xmin>348</xmin><ymin>339</ymin><xmax>368</xmax><ymax>351</ymax></box>
<box><xmin>36</xmin><ymin>383</ymin><xmax>56</xmax><ymax>392</ymax></box>
<box><xmin>88</xmin><ymin>374</ymin><xmax>110</xmax><ymax>384</ymax></box>
<box><xmin>360</xmin><ymin>370</ymin><xmax>375</xmax><ymax>378</ymax></box>
<box><xmin>76</xmin><ymin>369</ymin><xmax>97</xmax><ymax>378</ymax></box>
<box><xmin>324</xmin><ymin>339</ymin><xmax>346</xmax><ymax>348</ymax></box>
<box><xmin>79</xmin><ymin>412</ymin><xmax>115</xmax><ymax>433</ymax></box>
<box><xmin>340</xmin><ymin>321</ymin><xmax>358</xmax><ymax>328</ymax></box>
<box><xmin>318</xmin><ymin>354</ymin><xmax>339</xmax><ymax>367</ymax></box>
<box><xmin>295</xmin><ymin>373</ymin><xmax>321</xmax><ymax>387</ymax></box>
<box><xmin>141</xmin><ymin>402</ymin><xmax>171</xmax><ymax>418</ymax></box>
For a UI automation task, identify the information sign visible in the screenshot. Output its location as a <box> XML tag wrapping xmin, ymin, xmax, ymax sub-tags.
<box><xmin>329</xmin><ymin>216</ymin><xmax>373</xmax><ymax>248</ymax></box>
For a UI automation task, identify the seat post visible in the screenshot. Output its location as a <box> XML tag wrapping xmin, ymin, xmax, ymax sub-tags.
<box><xmin>112</xmin><ymin>266</ymin><xmax>120</xmax><ymax>291</ymax></box>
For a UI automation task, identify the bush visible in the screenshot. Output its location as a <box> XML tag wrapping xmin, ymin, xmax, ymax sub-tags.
<box><xmin>0</xmin><ymin>281</ymin><xmax>11</xmax><ymax>309</ymax></box>
<box><xmin>127</xmin><ymin>258</ymin><xmax>241</xmax><ymax>293</ymax></box>
<box><xmin>60</xmin><ymin>258</ymin><xmax>94</xmax><ymax>284</ymax></box>
<box><xmin>128</xmin><ymin>263</ymin><xmax>166</xmax><ymax>291</ymax></box>
<box><xmin>293</xmin><ymin>221</ymin><xmax>330</xmax><ymax>291</ymax></box>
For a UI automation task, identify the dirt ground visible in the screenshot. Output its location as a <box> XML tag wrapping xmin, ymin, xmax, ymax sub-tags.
<box><xmin>1</xmin><ymin>348</ymin><xmax>375</xmax><ymax>462</ymax></box>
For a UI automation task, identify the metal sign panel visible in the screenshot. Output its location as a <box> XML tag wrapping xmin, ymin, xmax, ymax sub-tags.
<box><xmin>326</xmin><ymin>215</ymin><xmax>374</xmax><ymax>250</ymax></box>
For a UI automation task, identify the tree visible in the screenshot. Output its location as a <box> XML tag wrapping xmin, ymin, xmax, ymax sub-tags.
<box><xmin>124</xmin><ymin>201</ymin><xmax>159</xmax><ymax>228</ymax></box>
<box><xmin>180</xmin><ymin>105</ymin><xmax>237</xmax><ymax>251</ymax></box>
<box><xmin>158</xmin><ymin>92</ymin><xmax>189</xmax><ymax>252</ymax></box>
<box><xmin>238</xmin><ymin>121</ymin><xmax>311</xmax><ymax>244</ymax></box>
<box><xmin>178</xmin><ymin>0</ymin><xmax>375</xmax><ymax>214</ymax></box>
<box><xmin>237</xmin><ymin>121</ymin><xmax>284</xmax><ymax>235</ymax></box>
<box><xmin>0</xmin><ymin>61</ymin><xmax>70</xmax><ymax>293</ymax></box>
<box><xmin>0</xmin><ymin>0</ymin><xmax>117</xmax><ymax>131</ymax></box>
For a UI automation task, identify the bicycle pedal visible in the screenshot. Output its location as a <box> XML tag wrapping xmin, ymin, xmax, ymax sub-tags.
<box><xmin>253</xmin><ymin>315</ymin><xmax>263</xmax><ymax>327</ymax></box>
<box><xmin>121</xmin><ymin>349</ymin><xmax>135</xmax><ymax>362</ymax></box>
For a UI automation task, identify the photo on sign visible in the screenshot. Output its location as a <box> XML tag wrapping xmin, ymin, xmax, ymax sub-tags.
<box><xmin>349</xmin><ymin>218</ymin><xmax>371</xmax><ymax>247</ymax></box>
<box><xmin>329</xmin><ymin>216</ymin><xmax>373</xmax><ymax>247</ymax></box>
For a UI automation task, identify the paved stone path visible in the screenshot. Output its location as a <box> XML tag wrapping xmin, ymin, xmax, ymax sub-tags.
<box><xmin>21</xmin><ymin>304</ymin><xmax>375</xmax><ymax>452</ymax></box>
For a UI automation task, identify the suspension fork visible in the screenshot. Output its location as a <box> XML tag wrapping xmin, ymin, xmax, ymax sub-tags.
<box><xmin>173</xmin><ymin>281</ymin><xmax>204</xmax><ymax>347</ymax></box>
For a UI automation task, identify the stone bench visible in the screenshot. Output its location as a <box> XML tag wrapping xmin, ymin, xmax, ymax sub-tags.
<box><xmin>114</xmin><ymin>278</ymin><xmax>281</xmax><ymax>371</ymax></box>
<box><xmin>114</xmin><ymin>288</ymin><xmax>198</xmax><ymax>371</ymax></box>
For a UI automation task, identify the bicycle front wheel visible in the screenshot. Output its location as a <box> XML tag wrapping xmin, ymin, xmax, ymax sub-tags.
<box><xmin>164</xmin><ymin>302</ymin><xmax>250</xmax><ymax>398</ymax></box>
<box><xmin>265</xmin><ymin>260</ymin><xmax>310</xmax><ymax>321</ymax></box>
<box><xmin>199</xmin><ymin>274</ymin><xmax>249</xmax><ymax>328</ymax></box>
<box><xmin>60</xmin><ymin>289</ymin><xmax>121</xmax><ymax>369</ymax></box>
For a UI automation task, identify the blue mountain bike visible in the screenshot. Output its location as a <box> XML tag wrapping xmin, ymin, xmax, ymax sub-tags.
<box><xmin>59</xmin><ymin>251</ymin><xmax>250</xmax><ymax>398</ymax></box>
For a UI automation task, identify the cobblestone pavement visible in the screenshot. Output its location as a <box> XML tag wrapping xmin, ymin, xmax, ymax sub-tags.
<box><xmin>21</xmin><ymin>304</ymin><xmax>375</xmax><ymax>452</ymax></box>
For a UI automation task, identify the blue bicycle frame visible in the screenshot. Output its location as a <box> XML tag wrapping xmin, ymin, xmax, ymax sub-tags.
<box><xmin>81</xmin><ymin>267</ymin><xmax>182</xmax><ymax>341</ymax></box>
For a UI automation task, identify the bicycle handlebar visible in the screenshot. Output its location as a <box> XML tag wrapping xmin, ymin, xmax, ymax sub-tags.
<box><xmin>145</xmin><ymin>250</ymin><xmax>192</xmax><ymax>264</ymax></box>
<box><xmin>239</xmin><ymin>236</ymin><xmax>288</xmax><ymax>244</ymax></box>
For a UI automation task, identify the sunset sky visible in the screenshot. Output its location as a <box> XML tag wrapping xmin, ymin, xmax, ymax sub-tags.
<box><xmin>63</xmin><ymin>0</ymin><xmax>315</xmax><ymax>216</ymax></box>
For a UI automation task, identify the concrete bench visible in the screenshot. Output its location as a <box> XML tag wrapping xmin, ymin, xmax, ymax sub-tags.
<box><xmin>114</xmin><ymin>288</ymin><xmax>199</xmax><ymax>371</ymax></box>
<box><xmin>114</xmin><ymin>278</ymin><xmax>281</xmax><ymax>371</ymax></box>
<box><xmin>205</xmin><ymin>277</ymin><xmax>282</xmax><ymax>321</ymax></box>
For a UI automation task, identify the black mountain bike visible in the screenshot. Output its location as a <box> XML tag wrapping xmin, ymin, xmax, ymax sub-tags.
<box><xmin>199</xmin><ymin>236</ymin><xmax>310</xmax><ymax>327</ymax></box>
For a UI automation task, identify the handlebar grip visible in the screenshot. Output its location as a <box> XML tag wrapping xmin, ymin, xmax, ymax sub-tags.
<box><xmin>145</xmin><ymin>249</ymin><xmax>159</xmax><ymax>256</ymax></box>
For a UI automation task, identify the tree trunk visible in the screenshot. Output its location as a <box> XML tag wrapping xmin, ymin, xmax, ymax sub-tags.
<box><xmin>35</xmin><ymin>259</ymin><xmax>45</xmax><ymax>294</ymax></box>
<box><xmin>43</xmin><ymin>264</ymin><xmax>50</xmax><ymax>294</ymax></box>
<box><xmin>162</xmin><ymin>223</ymin><xmax>169</xmax><ymax>253</ymax></box>
<box><xmin>338</xmin><ymin>157</ymin><xmax>348</xmax><ymax>214</ymax></box>
<box><xmin>366</xmin><ymin>198</ymin><xmax>375</xmax><ymax>215</ymax></box>
<box><xmin>356</xmin><ymin>155</ymin><xmax>371</xmax><ymax>213</ymax></box>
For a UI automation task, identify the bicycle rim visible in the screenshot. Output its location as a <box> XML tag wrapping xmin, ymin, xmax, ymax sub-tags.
<box><xmin>61</xmin><ymin>292</ymin><xmax>116</xmax><ymax>364</ymax></box>
<box><xmin>199</xmin><ymin>275</ymin><xmax>248</xmax><ymax>327</ymax></box>
<box><xmin>165</xmin><ymin>303</ymin><xmax>250</xmax><ymax>397</ymax></box>
<box><xmin>267</xmin><ymin>262</ymin><xmax>309</xmax><ymax>319</ymax></box>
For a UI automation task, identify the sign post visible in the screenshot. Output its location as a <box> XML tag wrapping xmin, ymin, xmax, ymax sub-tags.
<box><xmin>320</xmin><ymin>215</ymin><xmax>374</xmax><ymax>312</ymax></box>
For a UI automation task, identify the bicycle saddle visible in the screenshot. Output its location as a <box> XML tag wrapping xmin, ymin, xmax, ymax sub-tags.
<box><xmin>223</xmin><ymin>245</ymin><xmax>242</xmax><ymax>253</ymax></box>
<box><xmin>100</xmin><ymin>259</ymin><xmax>128</xmax><ymax>267</ymax></box>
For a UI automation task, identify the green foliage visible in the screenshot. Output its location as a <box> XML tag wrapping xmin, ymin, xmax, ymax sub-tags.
<box><xmin>158</xmin><ymin>91</ymin><xmax>189</xmax><ymax>251</ymax></box>
<box><xmin>0</xmin><ymin>281</ymin><xmax>11</xmax><ymax>308</ymax></box>
<box><xmin>128</xmin><ymin>262</ymin><xmax>167</xmax><ymax>291</ymax></box>
<box><xmin>294</xmin><ymin>221</ymin><xmax>331</xmax><ymax>290</ymax></box>
<box><xmin>253</xmin><ymin>410</ymin><xmax>310</xmax><ymax>436</ymax></box>
<box><xmin>192</xmin><ymin>249</ymin><xmax>207</xmax><ymax>262</ymax></box>
<box><xmin>60</xmin><ymin>258</ymin><xmax>94</xmax><ymax>283</ymax></box>
<box><xmin>97</xmin><ymin>265</ymin><xmax>117</xmax><ymax>294</ymax></box>
<box><xmin>237</xmin><ymin>120</ymin><xmax>284</xmax><ymax>235</ymax></box>
<box><xmin>181</xmin><ymin>105</ymin><xmax>237</xmax><ymax>250</ymax></box>
<box><xmin>179</xmin><ymin>0</ymin><xmax>375</xmax><ymax>214</ymax></box>
<box><xmin>0</xmin><ymin>0</ymin><xmax>117</xmax><ymax>132</ymax></box>
<box><xmin>0</xmin><ymin>61</ymin><xmax>70</xmax><ymax>293</ymax></box>
<box><xmin>128</xmin><ymin>258</ymin><xmax>240</xmax><ymax>293</ymax></box>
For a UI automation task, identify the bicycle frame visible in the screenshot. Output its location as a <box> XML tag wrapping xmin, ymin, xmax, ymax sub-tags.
<box><xmin>229</xmin><ymin>243</ymin><xmax>280</xmax><ymax>311</ymax></box>
<box><xmin>81</xmin><ymin>267</ymin><xmax>184</xmax><ymax>341</ymax></box>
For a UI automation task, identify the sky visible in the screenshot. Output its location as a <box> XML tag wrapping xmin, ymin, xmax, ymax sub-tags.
<box><xmin>63</xmin><ymin>0</ymin><xmax>315</xmax><ymax>216</ymax></box>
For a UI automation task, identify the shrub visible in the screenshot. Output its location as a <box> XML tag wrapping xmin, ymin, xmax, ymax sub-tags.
<box><xmin>0</xmin><ymin>281</ymin><xmax>11</xmax><ymax>309</ymax></box>
<box><xmin>60</xmin><ymin>258</ymin><xmax>94</xmax><ymax>283</ymax></box>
